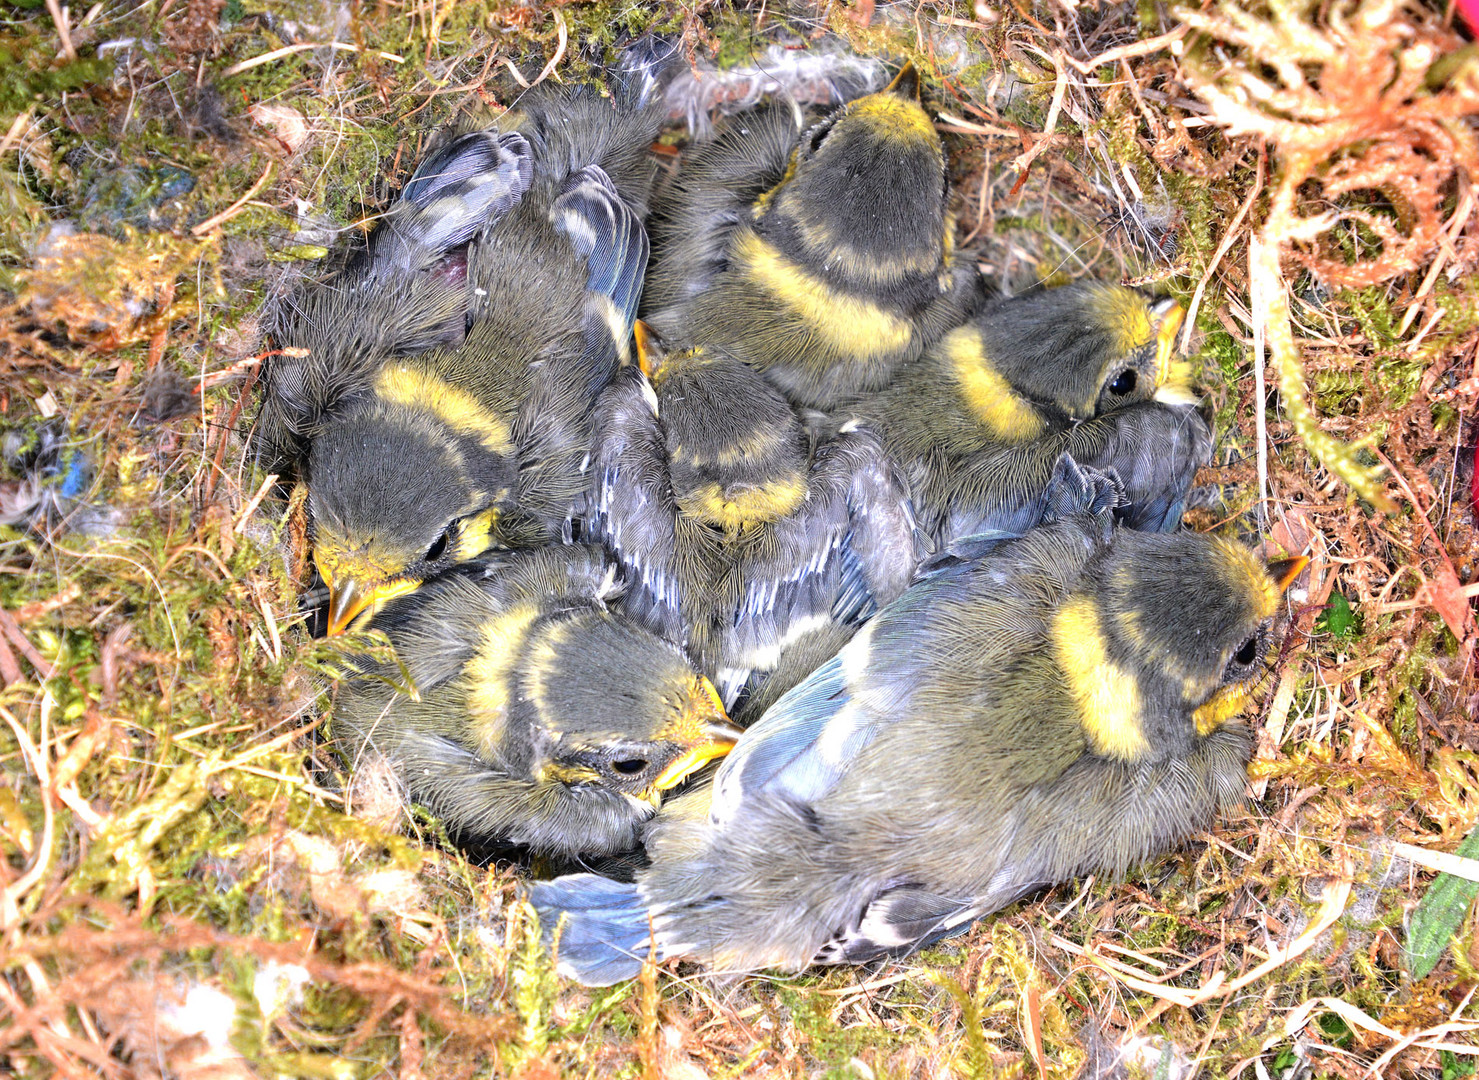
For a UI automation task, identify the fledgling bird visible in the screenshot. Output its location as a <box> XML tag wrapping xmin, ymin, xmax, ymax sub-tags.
<box><xmin>333</xmin><ymin>544</ymin><xmax>741</xmax><ymax>859</ymax></box>
<box><xmin>641</xmin><ymin>64</ymin><xmax>983</xmax><ymax>409</ymax></box>
<box><xmin>532</xmin><ymin>465</ymin><xmax>1308</xmax><ymax>984</ymax></box>
<box><xmin>849</xmin><ymin>281</ymin><xmax>1210</xmax><ymax>544</ymax></box>
<box><xmin>255</xmin><ymin>87</ymin><xmax>661</xmax><ymax>633</ymax></box>
<box><xmin>585</xmin><ymin>325</ymin><xmax>921</xmax><ymax>720</ymax></box>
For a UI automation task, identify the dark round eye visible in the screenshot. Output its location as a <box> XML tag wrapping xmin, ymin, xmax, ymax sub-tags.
<box><xmin>611</xmin><ymin>758</ymin><xmax>648</xmax><ymax>776</ymax></box>
<box><xmin>1107</xmin><ymin>369</ymin><xmax>1138</xmax><ymax>397</ymax></box>
<box><xmin>424</xmin><ymin>524</ymin><xmax>454</xmax><ymax>563</ymax></box>
<box><xmin>1233</xmin><ymin>635</ymin><xmax>1259</xmax><ymax>667</ymax></box>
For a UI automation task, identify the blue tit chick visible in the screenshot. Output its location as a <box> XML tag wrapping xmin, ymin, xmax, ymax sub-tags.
<box><xmin>585</xmin><ymin>324</ymin><xmax>921</xmax><ymax>721</ymax></box>
<box><xmin>849</xmin><ymin>280</ymin><xmax>1210</xmax><ymax>545</ymax></box>
<box><xmin>532</xmin><ymin>469</ymin><xmax>1309</xmax><ymax>984</ymax></box>
<box><xmin>256</xmin><ymin>86</ymin><xmax>661</xmax><ymax>633</ymax></box>
<box><xmin>333</xmin><ymin>544</ymin><xmax>741</xmax><ymax>859</ymax></box>
<box><xmin>641</xmin><ymin>64</ymin><xmax>984</xmax><ymax>410</ymax></box>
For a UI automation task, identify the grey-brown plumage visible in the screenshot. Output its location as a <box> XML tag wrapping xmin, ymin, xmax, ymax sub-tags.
<box><xmin>641</xmin><ymin>68</ymin><xmax>983</xmax><ymax>409</ymax></box>
<box><xmin>333</xmin><ymin>545</ymin><xmax>739</xmax><ymax>858</ymax></box>
<box><xmin>533</xmin><ymin>468</ymin><xmax>1307</xmax><ymax>984</ymax></box>
<box><xmin>585</xmin><ymin>337</ymin><xmax>920</xmax><ymax>717</ymax></box>
<box><xmin>254</xmin><ymin>86</ymin><xmax>662</xmax><ymax>632</ymax></box>
<box><xmin>848</xmin><ymin>281</ymin><xmax>1209</xmax><ymax>544</ymax></box>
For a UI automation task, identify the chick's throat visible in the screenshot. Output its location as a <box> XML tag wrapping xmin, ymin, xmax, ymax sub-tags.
<box><xmin>651</xmin><ymin>676</ymin><xmax>740</xmax><ymax>791</ymax></box>
<box><xmin>1191</xmin><ymin>684</ymin><xmax>1252</xmax><ymax>736</ymax></box>
<box><xmin>1050</xmin><ymin>595</ymin><xmax>1150</xmax><ymax>763</ymax></box>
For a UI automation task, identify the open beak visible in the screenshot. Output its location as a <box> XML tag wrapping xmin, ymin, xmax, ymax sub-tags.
<box><xmin>323</xmin><ymin>574</ymin><xmax>419</xmax><ymax>636</ymax></box>
<box><xmin>1267</xmin><ymin>555</ymin><xmax>1311</xmax><ymax>593</ymax></box>
<box><xmin>652</xmin><ymin>717</ymin><xmax>744</xmax><ymax>792</ymax></box>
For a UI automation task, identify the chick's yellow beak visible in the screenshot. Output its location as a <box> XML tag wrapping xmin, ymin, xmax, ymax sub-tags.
<box><xmin>652</xmin><ymin>720</ymin><xmax>743</xmax><ymax>792</ymax></box>
<box><xmin>651</xmin><ymin>678</ymin><xmax>742</xmax><ymax>792</ymax></box>
<box><xmin>1151</xmin><ymin>301</ymin><xmax>1197</xmax><ymax>405</ymax></box>
<box><xmin>884</xmin><ymin>61</ymin><xmax>921</xmax><ymax>100</ymax></box>
<box><xmin>316</xmin><ymin>551</ymin><xmax>420</xmax><ymax>636</ymax></box>
<box><xmin>634</xmin><ymin>320</ymin><xmax>661</xmax><ymax>380</ymax></box>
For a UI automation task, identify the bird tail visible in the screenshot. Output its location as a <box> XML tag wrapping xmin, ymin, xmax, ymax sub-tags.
<box><xmin>527</xmin><ymin>874</ymin><xmax>657</xmax><ymax>987</ymax></box>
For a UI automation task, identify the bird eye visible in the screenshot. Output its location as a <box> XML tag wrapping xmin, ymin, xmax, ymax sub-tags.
<box><xmin>1234</xmin><ymin>635</ymin><xmax>1259</xmax><ymax>666</ymax></box>
<box><xmin>1107</xmin><ymin>369</ymin><xmax>1137</xmax><ymax>397</ymax></box>
<box><xmin>611</xmin><ymin>758</ymin><xmax>648</xmax><ymax>776</ymax></box>
<box><xmin>424</xmin><ymin>522</ymin><xmax>456</xmax><ymax>563</ymax></box>
<box><xmin>1222</xmin><ymin>633</ymin><xmax>1263</xmax><ymax>683</ymax></box>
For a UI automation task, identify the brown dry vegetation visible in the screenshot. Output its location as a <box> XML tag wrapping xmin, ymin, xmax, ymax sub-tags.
<box><xmin>1</xmin><ymin>0</ymin><xmax>1477</xmax><ymax>1076</ymax></box>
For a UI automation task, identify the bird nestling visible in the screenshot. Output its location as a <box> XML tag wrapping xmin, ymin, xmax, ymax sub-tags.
<box><xmin>255</xmin><ymin>86</ymin><xmax>661</xmax><ymax>633</ymax></box>
<box><xmin>848</xmin><ymin>280</ymin><xmax>1210</xmax><ymax>545</ymax></box>
<box><xmin>584</xmin><ymin>323</ymin><xmax>921</xmax><ymax>720</ymax></box>
<box><xmin>533</xmin><ymin>459</ymin><xmax>1308</xmax><ymax>984</ymax></box>
<box><xmin>641</xmin><ymin>63</ymin><xmax>984</xmax><ymax>410</ymax></box>
<box><xmin>332</xmin><ymin>544</ymin><xmax>741</xmax><ymax>860</ymax></box>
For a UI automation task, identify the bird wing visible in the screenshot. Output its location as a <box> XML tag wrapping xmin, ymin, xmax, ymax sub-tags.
<box><xmin>497</xmin><ymin>167</ymin><xmax>653</xmax><ymax>539</ymax></box>
<box><xmin>829</xmin><ymin>423</ymin><xmax>923</xmax><ymax>621</ymax></box>
<box><xmin>719</xmin><ymin>423</ymin><xmax>918</xmax><ymax>710</ymax></box>
<box><xmin>1064</xmin><ymin>401</ymin><xmax>1211</xmax><ymax>532</ymax></box>
<box><xmin>921</xmin><ymin>452</ymin><xmax>1120</xmax><ymax>573</ymax></box>
<box><xmin>711</xmin><ymin>564</ymin><xmax>959</xmax><ymax>823</ymax></box>
<box><xmin>371</xmin><ymin>131</ymin><xmax>534</xmax><ymax>274</ymax></box>
<box><xmin>586</xmin><ymin>367</ymin><xmax>685</xmax><ymax>644</ymax></box>
<box><xmin>550</xmin><ymin>165</ymin><xmax>650</xmax><ymax>375</ymax></box>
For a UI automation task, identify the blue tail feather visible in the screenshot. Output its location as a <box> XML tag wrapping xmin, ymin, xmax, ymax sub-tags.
<box><xmin>528</xmin><ymin>874</ymin><xmax>655</xmax><ymax>987</ymax></box>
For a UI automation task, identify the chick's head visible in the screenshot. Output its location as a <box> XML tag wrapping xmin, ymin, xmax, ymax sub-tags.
<box><xmin>476</xmin><ymin>608</ymin><xmax>740</xmax><ymax>806</ymax></box>
<box><xmin>756</xmin><ymin>66</ymin><xmax>952</xmax><ymax>293</ymax></box>
<box><xmin>1052</xmin><ymin>530</ymin><xmax>1306</xmax><ymax>764</ymax></box>
<box><xmin>308</xmin><ymin>395</ymin><xmax>514</xmax><ymax>634</ymax></box>
<box><xmin>977</xmin><ymin>283</ymin><xmax>1193</xmax><ymax>420</ymax></box>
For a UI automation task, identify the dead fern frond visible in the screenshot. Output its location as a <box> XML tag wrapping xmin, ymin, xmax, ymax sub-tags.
<box><xmin>1178</xmin><ymin>0</ymin><xmax>1479</xmax><ymax>513</ymax></box>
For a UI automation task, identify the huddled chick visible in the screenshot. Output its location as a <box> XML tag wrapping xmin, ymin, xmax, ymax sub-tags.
<box><xmin>253</xmin><ymin>59</ymin><xmax>1305</xmax><ymax>986</ymax></box>
<box><xmin>585</xmin><ymin>324</ymin><xmax>919</xmax><ymax>719</ymax></box>
<box><xmin>850</xmin><ymin>281</ymin><xmax>1210</xmax><ymax>546</ymax></box>
<box><xmin>641</xmin><ymin>64</ymin><xmax>984</xmax><ymax>410</ymax></box>
<box><xmin>257</xmin><ymin>87</ymin><xmax>661</xmax><ymax>633</ymax></box>
<box><xmin>532</xmin><ymin>465</ymin><xmax>1307</xmax><ymax>983</ymax></box>
<box><xmin>334</xmin><ymin>544</ymin><xmax>740</xmax><ymax>859</ymax></box>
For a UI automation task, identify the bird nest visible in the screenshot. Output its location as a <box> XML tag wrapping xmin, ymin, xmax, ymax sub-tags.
<box><xmin>1</xmin><ymin>0</ymin><xmax>1477</xmax><ymax>1076</ymax></box>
